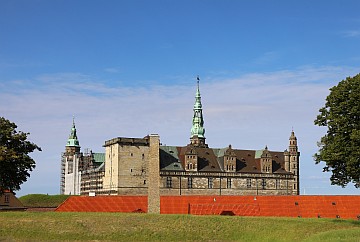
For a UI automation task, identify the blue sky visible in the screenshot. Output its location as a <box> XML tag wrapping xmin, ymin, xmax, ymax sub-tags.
<box><xmin>1</xmin><ymin>0</ymin><xmax>359</xmax><ymax>196</ymax></box>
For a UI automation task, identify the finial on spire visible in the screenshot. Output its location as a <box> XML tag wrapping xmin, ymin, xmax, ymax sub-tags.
<box><xmin>291</xmin><ymin>127</ymin><xmax>296</xmax><ymax>136</ymax></box>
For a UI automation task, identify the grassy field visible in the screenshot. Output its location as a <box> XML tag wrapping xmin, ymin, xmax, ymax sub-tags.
<box><xmin>19</xmin><ymin>194</ymin><xmax>70</xmax><ymax>207</ymax></box>
<box><xmin>0</xmin><ymin>212</ymin><xmax>359</xmax><ymax>241</ymax></box>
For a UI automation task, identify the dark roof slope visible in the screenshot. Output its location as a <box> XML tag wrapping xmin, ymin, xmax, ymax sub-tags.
<box><xmin>160</xmin><ymin>145</ymin><xmax>291</xmax><ymax>174</ymax></box>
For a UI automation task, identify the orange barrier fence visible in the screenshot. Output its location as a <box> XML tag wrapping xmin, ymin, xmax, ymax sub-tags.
<box><xmin>56</xmin><ymin>195</ymin><xmax>360</xmax><ymax>220</ymax></box>
<box><xmin>56</xmin><ymin>196</ymin><xmax>147</xmax><ymax>213</ymax></box>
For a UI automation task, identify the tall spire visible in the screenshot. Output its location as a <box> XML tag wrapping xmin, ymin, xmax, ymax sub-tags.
<box><xmin>190</xmin><ymin>76</ymin><xmax>207</xmax><ymax>147</ymax></box>
<box><xmin>66</xmin><ymin>116</ymin><xmax>80</xmax><ymax>147</ymax></box>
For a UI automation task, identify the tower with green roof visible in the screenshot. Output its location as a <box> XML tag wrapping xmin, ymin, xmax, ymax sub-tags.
<box><xmin>65</xmin><ymin>118</ymin><xmax>81</xmax><ymax>155</ymax></box>
<box><xmin>61</xmin><ymin>118</ymin><xmax>81</xmax><ymax>195</ymax></box>
<box><xmin>190</xmin><ymin>76</ymin><xmax>208</xmax><ymax>148</ymax></box>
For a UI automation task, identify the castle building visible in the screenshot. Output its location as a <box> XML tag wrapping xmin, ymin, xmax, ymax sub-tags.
<box><xmin>60</xmin><ymin>119</ymin><xmax>105</xmax><ymax>195</ymax></box>
<box><xmin>61</xmin><ymin>78</ymin><xmax>300</xmax><ymax>196</ymax></box>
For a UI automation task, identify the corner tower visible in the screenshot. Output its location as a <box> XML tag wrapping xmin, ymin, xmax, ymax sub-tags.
<box><xmin>288</xmin><ymin>130</ymin><xmax>300</xmax><ymax>195</ymax></box>
<box><xmin>61</xmin><ymin>117</ymin><xmax>82</xmax><ymax>195</ymax></box>
<box><xmin>190</xmin><ymin>76</ymin><xmax>208</xmax><ymax>148</ymax></box>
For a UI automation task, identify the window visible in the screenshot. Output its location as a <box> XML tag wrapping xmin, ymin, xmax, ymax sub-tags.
<box><xmin>188</xmin><ymin>177</ymin><xmax>193</xmax><ymax>189</ymax></box>
<box><xmin>246</xmin><ymin>178</ymin><xmax>251</xmax><ymax>188</ymax></box>
<box><xmin>4</xmin><ymin>195</ymin><xmax>9</xmax><ymax>203</ymax></box>
<box><xmin>293</xmin><ymin>183</ymin><xmax>296</xmax><ymax>189</ymax></box>
<box><xmin>208</xmin><ymin>177</ymin><xmax>213</xmax><ymax>189</ymax></box>
<box><xmin>266</xmin><ymin>166</ymin><xmax>271</xmax><ymax>172</ymax></box>
<box><xmin>227</xmin><ymin>178</ymin><xmax>232</xmax><ymax>189</ymax></box>
<box><xmin>166</xmin><ymin>177</ymin><xmax>172</xmax><ymax>188</ymax></box>
<box><xmin>262</xmin><ymin>179</ymin><xmax>266</xmax><ymax>189</ymax></box>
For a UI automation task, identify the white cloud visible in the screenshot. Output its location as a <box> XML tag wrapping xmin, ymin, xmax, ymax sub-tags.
<box><xmin>253</xmin><ymin>51</ymin><xmax>280</xmax><ymax>65</ymax></box>
<box><xmin>1</xmin><ymin>65</ymin><xmax>359</xmax><ymax>196</ymax></box>
<box><xmin>104</xmin><ymin>67</ymin><xmax>122</xmax><ymax>73</ymax></box>
<box><xmin>341</xmin><ymin>30</ymin><xmax>360</xmax><ymax>38</ymax></box>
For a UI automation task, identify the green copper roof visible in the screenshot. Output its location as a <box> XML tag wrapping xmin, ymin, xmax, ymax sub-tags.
<box><xmin>190</xmin><ymin>77</ymin><xmax>205</xmax><ymax>138</ymax></box>
<box><xmin>160</xmin><ymin>146</ymin><xmax>183</xmax><ymax>171</ymax></box>
<box><xmin>213</xmin><ymin>147</ymin><xmax>227</xmax><ymax>157</ymax></box>
<box><xmin>255</xmin><ymin>149</ymin><xmax>264</xmax><ymax>159</ymax></box>
<box><xmin>66</xmin><ymin>118</ymin><xmax>80</xmax><ymax>147</ymax></box>
<box><xmin>93</xmin><ymin>153</ymin><xmax>105</xmax><ymax>163</ymax></box>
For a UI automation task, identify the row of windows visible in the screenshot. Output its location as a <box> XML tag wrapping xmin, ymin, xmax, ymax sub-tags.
<box><xmin>187</xmin><ymin>163</ymin><xmax>195</xmax><ymax>170</ymax></box>
<box><xmin>263</xmin><ymin>166</ymin><xmax>271</xmax><ymax>172</ymax></box>
<box><xmin>109</xmin><ymin>153</ymin><xmax>145</xmax><ymax>159</ymax></box>
<box><xmin>226</xmin><ymin>157</ymin><xmax>235</xmax><ymax>161</ymax></box>
<box><xmin>225</xmin><ymin>165</ymin><xmax>235</xmax><ymax>171</ymax></box>
<box><xmin>165</xmin><ymin>177</ymin><xmax>284</xmax><ymax>190</ymax></box>
<box><xmin>187</xmin><ymin>155</ymin><xmax>196</xmax><ymax>159</ymax></box>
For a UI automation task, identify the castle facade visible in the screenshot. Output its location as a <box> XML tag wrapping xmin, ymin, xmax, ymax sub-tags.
<box><xmin>60</xmin><ymin>79</ymin><xmax>300</xmax><ymax>196</ymax></box>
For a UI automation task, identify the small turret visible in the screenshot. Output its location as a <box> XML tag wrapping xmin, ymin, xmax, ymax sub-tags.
<box><xmin>260</xmin><ymin>146</ymin><xmax>273</xmax><ymax>173</ymax></box>
<box><xmin>284</xmin><ymin>149</ymin><xmax>290</xmax><ymax>172</ymax></box>
<box><xmin>184</xmin><ymin>146</ymin><xmax>198</xmax><ymax>171</ymax></box>
<box><xmin>224</xmin><ymin>145</ymin><xmax>237</xmax><ymax>172</ymax></box>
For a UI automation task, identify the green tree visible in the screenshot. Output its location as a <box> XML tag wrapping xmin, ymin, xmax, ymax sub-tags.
<box><xmin>314</xmin><ymin>74</ymin><xmax>360</xmax><ymax>188</ymax></box>
<box><xmin>0</xmin><ymin>117</ymin><xmax>41</xmax><ymax>194</ymax></box>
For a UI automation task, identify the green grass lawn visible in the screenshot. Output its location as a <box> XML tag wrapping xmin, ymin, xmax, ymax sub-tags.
<box><xmin>0</xmin><ymin>212</ymin><xmax>359</xmax><ymax>241</ymax></box>
<box><xmin>19</xmin><ymin>194</ymin><xmax>70</xmax><ymax>207</ymax></box>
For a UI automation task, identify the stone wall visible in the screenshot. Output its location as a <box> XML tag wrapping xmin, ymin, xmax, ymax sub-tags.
<box><xmin>159</xmin><ymin>174</ymin><xmax>293</xmax><ymax>196</ymax></box>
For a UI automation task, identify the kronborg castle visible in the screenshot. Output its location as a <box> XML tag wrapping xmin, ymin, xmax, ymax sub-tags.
<box><xmin>60</xmin><ymin>79</ymin><xmax>300</xmax><ymax>196</ymax></box>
